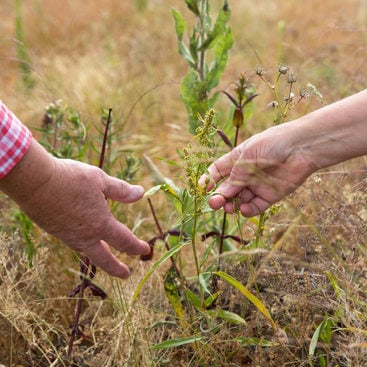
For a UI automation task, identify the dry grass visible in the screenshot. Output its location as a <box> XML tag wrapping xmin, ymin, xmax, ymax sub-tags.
<box><xmin>1</xmin><ymin>0</ymin><xmax>367</xmax><ymax>366</ymax></box>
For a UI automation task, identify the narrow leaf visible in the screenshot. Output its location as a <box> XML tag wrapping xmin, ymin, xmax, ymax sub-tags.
<box><xmin>185</xmin><ymin>289</ymin><xmax>202</xmax><ymax>310</ymax></box>
<box><xmin>151</xmin><ymin>336</ymin><xmax>204</xmax><ymax>350</ymax></box>
<box><xmin>214</xmin><ymin>271</ymin><xmax>277</xmax><ymax>331</ymax></box>
<box><xmin>199</xmin><ymin>2</ymin><xmax>231</xmax><ymax>50</ymax></box>
<box><xmin>184</xmin><ymin>0</ymin><xmax>200</xmax><ymax>16</ymax></box>
<box><xmin>144</xmin><ymin>185</ymin><xmax>162</xmax><ymax>197</ymax></box>
<box><xmin>133</xmin><ymin>243</ymin><xmax>188</xmax><ymax>302</ymax></box>
<box><xmin>172</xmin><ymin>8</ymin><xmax>186</xmax><ymax>39</ymax></box>
<box><xmin>207</xmin><ymin>309</ymin><xmax>247</xmax><ymax>326</ymax></box>
<box><xmin>207</xmin><ymin>29</ymin><xmax>234</xmax><ymax>90</ymax></box>
<box><xmin>309</xmin><ymin>319</ymin><xmax>326</xmax><ymax>357</ymax></box>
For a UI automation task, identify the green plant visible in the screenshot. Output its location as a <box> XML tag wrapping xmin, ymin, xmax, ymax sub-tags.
<box><xmin>37</xmin><ymin>100</ymin><xmax>89</xmax><ymax>160</ymax></box>
<box><xmin>172</xmin><ymin>0</ymin><xmax>233</xmax><ymax>133</ymax></box>
<box><xmin>136</xmin><ymin>8</ymin><xmax>326</xmax><ymax>363</ymax></box>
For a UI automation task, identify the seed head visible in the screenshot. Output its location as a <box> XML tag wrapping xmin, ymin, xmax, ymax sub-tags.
<box><xmin>255</xmin><ymin>66</ymin><xmax>265</xmax><ymax>76</ymax></box>
<box><xmin>278</xmin><ymin>65</ymin><xmax>289</xmax><ymax>75</ymax></box>
<box><xmin>287</xmin><ymin>72</ymin><xmax>297</xmax><ymax>83</ymax></box>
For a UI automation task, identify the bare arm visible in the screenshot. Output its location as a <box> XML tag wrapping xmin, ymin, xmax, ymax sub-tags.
<box><xmin>200</xmin><ymin>89</ymin><xmax>367</xmax><ymax>216</ymax></box>
<box><xmin>0</xmin><ymin>139</ymin><xmax>150</xmax><ymax>278</ymax></box>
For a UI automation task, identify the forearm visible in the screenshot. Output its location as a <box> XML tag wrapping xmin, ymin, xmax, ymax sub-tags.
<box><xmin>289</xmin><ymin>89</ymin><xmax>367</xmax><ymax>171</ymax></box>
<box><xmin>0</xmin><ymin>139</ymin><xmax>56</xmax><ymax>208</ymax></box>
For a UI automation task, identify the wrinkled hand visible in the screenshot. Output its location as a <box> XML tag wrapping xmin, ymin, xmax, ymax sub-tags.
<box><xmin>27</xmin><ymin>159</ymin><xmax>150</xmax><ymax>278</ymax></box>
<box><xmin>0</xmin><ymin>140</ymin><xmax>150</xmax><ymax>278</ymax></box>
<box><xmin>200</xmin><ymin>124</ymin><xmax>315</xmax><ymax>217</ymax></box>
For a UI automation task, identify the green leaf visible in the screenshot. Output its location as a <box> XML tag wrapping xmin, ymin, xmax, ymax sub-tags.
<box><xmin>185</xmin><ymin>289</ymin><xmax>202</xmax><ymax>309</ymax></box>
<box><xmin>214</xmin><ymin>271</ymin><xmax>277</xmax><ymax>331</ymax></box>
<box><xmin>199</xmin><ymin>2</ymin><xmax>231</xmax><ymax>51</ymax></box>
<box><xmin>184</xmin><ymin>0</ymin><xmax>200</xmax><ymax>16</ymax></box>
<box><xmin>148</xmin><ymin>320</ymin><xmax>177</xmax><ymax>329</ymax></box>
<box><xmin>180</xmin><ymin>70</ymin><xmax>210</xmax><ymax>133</ymax></box>
<box><xmin>151</xmin><ymin>336</ymin><xmax>204</xmax><ymax>350</ymax></box>
<box><xmin>309</xmin><ymin>320</ymin><xmax>325</xmax><ymax>357</ymax></box>
<box><xmin>324</xmin><ymin>271</ymin><xmax>342</xmax><ymax>300</ymax></box>
<box><xmin>172</xmin><ymin>8</ymin><xmax>196</xmax><ymax>68</ymax></box>
<box><xmin>207</xmin><ymin>309</ymin><xmax>247</xmax><ymax>326</ymax></box>
<box><xmin>133</xmin><ymin>243</ymin><xmax>188</xmax><ymax>302</ymax></box>
<box><xmin>172</xmin><ymin>8</ymin><xmax>186</xmax><ymax>39</ymax></box>
<box><xmin>204</xmin><ymin>291</ymin><xmax>219</xmax><ymax>308</ymax></box>
<box><xmin>206</xmin><ymin>28</ymin><xmax>233</xmax><ymax>90</ymax></box>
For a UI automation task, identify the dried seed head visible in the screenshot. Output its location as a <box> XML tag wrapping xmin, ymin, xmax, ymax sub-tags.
<box><xmin>255</xmin><ymin>66</ymin><xmax>265</xmax><ymax>76</ymax></box>
<box><xmin>300</xmin><ymin>83</ymin><xmax>324</xmax><ymax>101</ymax></box>
<box><xmin>278</xmin><ymin>65</ymin><xmax>289</xmax><ymax>75</ymax></box>
<box><xmin>287</xmin><ymin>72</ymin><xmax>297</xmax><ymax>83</ymax></box>
<box><xmin>284</xmin><ymin>92</ymin><xmax>295</xmax><ymax>102</ymax></box>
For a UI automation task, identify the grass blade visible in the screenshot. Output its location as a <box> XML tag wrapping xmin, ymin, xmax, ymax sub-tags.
<box><xmin>214</xmin><ymin>271</ymin><xmax>277</xmax><ymax>331</ymax></box>
<box><xmin>133</xmin><ymin>243</ymin><xmax>188</xmax><ymax>302</ymax></box>
<box><xmin>151</xmin><ymin>336</ymin><xmax>204</xmax><ymax>350</ymax></box>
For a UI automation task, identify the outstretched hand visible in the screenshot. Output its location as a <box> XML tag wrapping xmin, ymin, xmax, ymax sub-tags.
<box><xmin>200</xmin><ymin>124</ymin><xmax>315</xmax><ymax>217</ymax></box>
<box><xmin>0</xmin><ymin>140</ymin><xmax>150</xmax><ymax>278</ymax></box>
<box><xmin>33</xmin><ymin>160</ymin><xmax>150</xmax><ymax>278</ymax></box>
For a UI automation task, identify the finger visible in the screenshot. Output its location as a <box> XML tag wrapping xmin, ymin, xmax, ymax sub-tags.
<box><xmin>84</xmin><ymin>240</ymin><xmax>131</xmax><ymax>278</ymax></box>
<box><xmin>105</xmin><ymin>218</ymin><xmax>151</xmax><ymax>256</ymax></box>
<box><xmin>103</xmin><ymin>174</ymin><xmax>145</xmax><ymax>203</ymax></box>
<box><xmin>199</xmin><ymin>150</ymin><xmax>240</xmax><ymax>189</ymax></box>
<box><xmin>240</xmin><ymin>196</ymin><xmax>271</xmax><ymax>217</ymax></box>
<box><xmin>208</xmin><ymin>194</ymin><xmax>227</xmax><ymax>210</ymax></box>
<box><xmin>215</xmin><ymin>174</ymin><xmax>245</xmax><ymax>199</ymax></box>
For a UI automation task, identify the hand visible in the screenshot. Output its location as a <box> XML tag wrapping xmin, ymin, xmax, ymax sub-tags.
<box><xmin>200</xmin><ymin>124</ymin><xmax>315</xmax><ymax>217</ymax></box>
<box><xmin>0</xmin><ymin>140</ymin><xmax>150</xmax><ymax>278</ymax></box>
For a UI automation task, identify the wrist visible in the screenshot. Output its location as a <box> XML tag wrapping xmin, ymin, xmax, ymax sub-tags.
<box><xmin>0</xmin><ymin>139</ymin><xmax>56</xmax><ymax>206</ymax></box>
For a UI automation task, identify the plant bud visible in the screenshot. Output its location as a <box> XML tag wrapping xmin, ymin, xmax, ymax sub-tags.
<box><xmin>232</xmin><ymin>108</ymin><xmax>244</xmax><ymax>127</ymax></box>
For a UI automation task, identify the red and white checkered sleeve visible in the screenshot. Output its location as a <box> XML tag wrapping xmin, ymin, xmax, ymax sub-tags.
<box><xmin>0</xmin><ymin>101</ymin><xmax>32</xmax><ymax>179</ymax></box>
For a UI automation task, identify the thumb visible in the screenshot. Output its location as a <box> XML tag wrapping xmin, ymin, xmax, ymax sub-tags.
<box><xmin>103</xmin><ymin>175</ymin><xmax>145</xmax><ymax>203</ymax></box>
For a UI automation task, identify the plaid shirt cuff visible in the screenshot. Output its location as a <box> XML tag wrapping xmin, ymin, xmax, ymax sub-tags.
<box><xmin>0</xmin><ymin>101</ymin><xmax>32</xmax><ymax>179</ymax></box>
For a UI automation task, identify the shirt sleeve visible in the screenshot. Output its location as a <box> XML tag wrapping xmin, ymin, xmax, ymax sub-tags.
<box><xmin>0</xmin><ymin>101</ymin><xmax>32</xmax><ymax>179</ymax></box>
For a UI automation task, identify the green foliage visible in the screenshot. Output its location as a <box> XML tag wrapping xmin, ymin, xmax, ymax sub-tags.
<box><xmin>172</xmin><ymin>1</ymin><xmax>233</xmax><ymax>133</ymax></box>
<box><xmin>309</xmin><ymin>316</ymin><xmax>335</xmax><ymax>366</ymax></box>
<box><xmin>152</xmin><ymin>336</ymin><xmax>204</xmax><ymax>350</ymax></box>
<box><xmin>214</xmin><ymin>271</ymin><xmax>277</xmax><ymax>331</ymax></box>
<box><xmin>37</xmin><ymin>100</ymin><xmax>89</xmax><ymax>160</ymax></box>
<box><xmin>12</xmin><ymin>209</ymin><xmax>36</xmax><ymax>266</ymax></box>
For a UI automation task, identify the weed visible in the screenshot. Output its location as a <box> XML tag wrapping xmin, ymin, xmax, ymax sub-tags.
<box><xmin>172</xmin><ymin>0</ymin><xmax>233</xmax><ymax>133</ymax></box>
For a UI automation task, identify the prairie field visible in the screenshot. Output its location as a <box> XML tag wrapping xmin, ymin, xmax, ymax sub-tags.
<box><xmin>1</xmin><ymin>1</ymin><xmax>367</xmax><ymax>366</ymax></box>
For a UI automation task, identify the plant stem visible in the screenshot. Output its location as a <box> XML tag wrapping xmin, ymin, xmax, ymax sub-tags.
<box><xmin>191</xmin><ymin>170</ymin><xmax>204</xmax><ymax>302</ymax></box>
<box><xmin>147</xmin><ymin>198</ymin><xmax>181</xmax><ymax>277</ymax></box>
<box><xmin>197</xmin><ymin>0</ymin><xmax>207</xmax><ymax>81</ymax></box>
<box><xmin>67</xmin><ymin>256</ymin><xmax>89</xmax><ymax>357</ymax></box>
<box><xmin>68</xmin><ymin>109</ymin><xmax>112</xmax><ymax>358</ymax></box>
